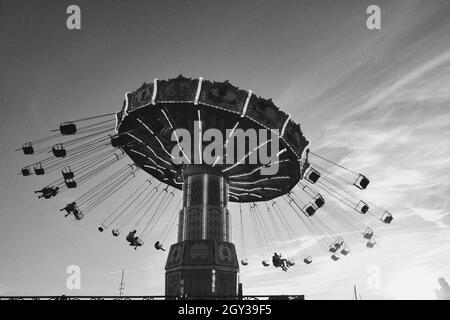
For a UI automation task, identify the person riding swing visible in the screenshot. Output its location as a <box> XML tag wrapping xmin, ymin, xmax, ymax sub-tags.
<box><xmin>35</xmin><ymin>186</ymin><xmax>59</xmax><ymax>199</ymax></box>
<box><xmin>272</xmin><ymin>252</ymin><xmax>289</xmax><ymax>272</ymax></box>
<box><xmin>154</xmin><ymin>241</ymin><xmax>166</xmax><ymax>251</ymax></box>
<box><xmin>126</xmin><ymin>230</ymin><xmax>142</xmax><ymax>250</ymax></box>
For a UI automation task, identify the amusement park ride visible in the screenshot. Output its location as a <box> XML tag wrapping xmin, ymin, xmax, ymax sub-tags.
<box><xmin>17</xmin><ymin>76</ymin><xmax>394</xmax><ymax>298</ymax></box>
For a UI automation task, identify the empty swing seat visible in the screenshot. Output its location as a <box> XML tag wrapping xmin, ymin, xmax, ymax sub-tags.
<box><xmin>21</xmin><ymin>167</ymin><xmax>32</xmax><ymax>176</ymax></box>
<box><xmin>381</xmin><ymin>211</ymin><xmax>393</xmax><ymax>224</ymax></box>
<box><xmin>98</xmin><ymin>226</ymin><xmax>105</xmax><ymax>232</ymax></box>
<box><xmin>112</xmin><ymin>229</ymin><xmax>120</xmax><ymax>237</ymax></box>
<box><xmin>354</xmin><ymin>174</ymin><xmax>370</xmax><ymax>190</ymax></box>
<box><xmin>286</xmin><ymin>259</ymin><xmax>295</xmax><ymax>267</ymax></box>
<box><xmin>314</xmin><ymin>194</ymin><xmax>325</xmax><ymax>208</ymax></box>
<box><xmin>241</xmin><ymin>258</ymin><xmax>249</xmax><ymax>266</ymax></box>
<box><xmin>62</xmin><ymin>167</ymin><xmax>74</xmax><ymax>180</ymax></box>
<box><xmin>363</xmin><ymin>228</ymin><xmax>374</xmax><ymax>240</ymax></box>
<box><xmin>305</xmin><ymin>168</ymin><xmax>321</xmax><ymax>184</ymax></box>
<box><xmin>355</xmin><ymin>200</ymin><xmax>369</xmax><ymax>214</ymax></box>
<box><xmin>262</xmin><ymin>260</ymin><xmax>270</xmax><ymax>267</ymax></box>
<box><xmin>22</xmin><ymin>142</ymin><xmax>34</xmax><ymax>155</ymax></box>
<box><xmin>304</xmin><ymin>205</ymin><xmax>316</xmax><ymax>217</ymax></box>
<box><xmin>33</xmin><ymin>163</ymin><xmax>45</xmax><ymax>175</ymax></box>
<box><xmin>74</xmin><ymin>211</ymin><xmax>84</xmax><ymax>221</ymax></box>
<box><xmin>329</xmin><ymin>237</ymin><xmax>344</xmax><ymax>253</ymax></box>
<box><xmin>59</xmin><ymin>122</ymin><xmax>77</xmax><ymax>135</ymax></box>
<box><xmin>331</xmin><ymin>253</ymin><xmax>340</xmax><ymax>261</ymax></box>
<box><xmin>52</xmin><ymin>144</ymin><xmax>67</xmax><ymax>158</ymax></box>
<box><xmin>65</xmin><ymin>179</ymin><xmax>77</xmax><ymax>189</ymax></box>
<box><xmin>341</xmin><ymin>246</ymin><xmax>350</xmax><ymax>256</ymax></box>
<box><xmin>303</xmin><ymin>256</ymin><xmax>312</xmax><ymax>264</ymax></box>
<box><xmin>366</xmin><ymin>238</ymin><xmax>376</xmax><ymax>248</ymax></box>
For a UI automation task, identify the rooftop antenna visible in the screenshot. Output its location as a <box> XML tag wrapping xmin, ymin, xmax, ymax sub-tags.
<box><xmin>118</xmin><ymin>270</ymin><xmax>125</xmax><ymax>298</ymax></box>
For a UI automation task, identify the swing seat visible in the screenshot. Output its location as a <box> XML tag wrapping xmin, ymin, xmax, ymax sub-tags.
<box><xmin>363</xmin><ymin>228</ymin><xmax>374</xmax><ymax>240</ymax></box>
<box><xmin>22</xmin><ymin>142</ymin><xmax>34</xmax><ymax>155</ymax></box>
<box><xmin>381</xmin><ymin>211</ymin><xmax>393</xmax><ymax>224</ymax></box>
<box><xmin>241</xmin><ymin>258</ymin><xmax>248</xmax><ymax>266</ymax></box>
<box><xmin>354</xmin><ymin>174</ymin><xmax>370</xmax><ymax>190</ymax></box>
<box><xmin>59</xmin><ymin>122</ymin><xmax>77</xmax><ymax>135</ymax></box>
<box><xmin>355</xmin><ymin>200</ymin><xmax>369</xmax><ymax>214</ymax></box>
<box><xmin>65</xmin><ymin>179</ymin><xmax>77</xmax><ymax>189</ymax></box>
<box><xmin>331</xmin><ymin>253</ymin><xmax>340</xmax><ymax>261</ymax></box>
<box><xmin>329</xmin><ymin>246</ymin><xmax>338</xmax><ymax>253</ymax></box>
<box><xmin>154</xmin><ymin>241</ymin><xmax>164</xmax><ymax>250</ymax></box>
<box><xmin>98</xmin><ymin>226</ymin><xmax>104</xmax><ymax>232</ymax></box>
<box><xmin>341</xmin><ymin>246</ymin><xmax>350</xmax><ymax>255</ymax></box>
<box><xmin>330</xmin><ymin>238</ymin><xmax>344</xmax><ymax>252</ymax></box>
<box><xmin>303</xmin><ymin>256</ymin><xmax>312</xmax><ymax>264</ymax></box>
<box><xmin>305</xmin><ymin>205</ymin><xmax>316</xmax><ymax>216</ymax></box>
<box><xmin>314</xmin><ymin>194</ymin><xmax>325</xmax><ymax>208</ymax></box>
<box><xmin>366</xmin><ymin>239</ymin><xmax>376</xmax><ymax>248</ymax></box>
<box><xmin>21</xmin><ymin>167</ymin><xmax>32</xmax><ymax>176</ymax></box>
<box><xmin>62</xmin><ymin>167</ymin><xmax>74</xmax><ymax>180</ymax></box>
<box><xmin>262</xmin><ymin>260</ymin><xmax>270</xmax><ymax>267</ymax></box>
<box><xmin>112</xmin><ymin>229</ymin><xmax>120</xmax><ymax>236</ymax></box>
<box><xmin>74</xmin><ymin>211</ymin><xmax>84</xmax><ymax>220</ymax></box>
<box><xmin>286</xmin><ymin>259</ymin><xmax>295</xmax><ymax>267</ymax></box>
<box><xmin>61</xmin><ymin>202</ymin><xmax>77</xmax><ymax>213</ymax></box>
<box><xmin>34</xmin><ymin>163</ymin><xmax>45</xmax><ymax>175</ymax></box>
<box><xmin>39</xmin><ymin>186</ymin><xmax>59</xmax><ymax>199</ymax></box>
<box><xmin>52</xmin><ymin>144</ymin><xmax>67</xmax><ymax>158</ymax></box>
<box><xmin>305</xmin><ymin>168</ymin><xmax>321</xmax><ymax>184</ymax></box>
<box><xmin>133</xmin><ymin>239</ymin><xmax>143</xmax><ymax>247</ymax></box>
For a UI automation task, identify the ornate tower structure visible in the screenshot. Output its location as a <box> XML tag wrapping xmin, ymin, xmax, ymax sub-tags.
<box><xmin>165</xmin><ymin>166</ymin><xmax>239</xmax><ymax>298</ymax></box>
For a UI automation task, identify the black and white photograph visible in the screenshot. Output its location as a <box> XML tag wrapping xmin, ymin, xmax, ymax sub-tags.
<box><xmin>1</xmin><ymin>0</ymin><xmax>450</xmax><ymax>308</ymax></box>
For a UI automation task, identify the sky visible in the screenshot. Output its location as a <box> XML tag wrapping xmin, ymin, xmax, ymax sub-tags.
<box><xmin>1</xmin><ymin>0</ymin><xmax>450</xmax><ymax>299</ymax></box>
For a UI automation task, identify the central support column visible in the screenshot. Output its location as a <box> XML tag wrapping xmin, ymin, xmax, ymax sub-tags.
<box><xmin>165</xmin><ymin>166</ymin><xmax>239</xmax><ymax>298</ymax></box>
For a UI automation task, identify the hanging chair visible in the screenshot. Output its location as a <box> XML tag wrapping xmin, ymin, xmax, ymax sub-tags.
<box><xmin>366</xmin><ymin>238</ymin><xmax>376</xmax><ymax>248</ymax></box>
<box><xmin>329</xmin><ymin>237</ymin><xmax>344</xmax><ymax>253</ymax></box>
<box><xmin>22</xmin><ymin>142</ymin><xmax>34</xmax><ymax>155</ymax></box>
<box><xmin>354</xmin><ymin>174</ymin><xmax>370</xmax><ymax>190</ymax></box>
<box><xmin>286</xmin><ymin>259</ymin><xmax>295</xmax><ymax>267</ymax></box>
<box><xmin>62</xmin><ymin>166</ymin><xmax>74</xmax><ymax>180</ymax></box>
<box><xmin>363</xmin><ymin>228</ymin><xmax>374</xmax><ymax>240</ymax></box>
<box><xmin>21</xmin><ymin>166</ymin><xmax>32</xmax><ymax>176</ymax></box>
<box><xmin>154</xmin><ymin>241</ymin><xmax>165</xmax><ymax>251</ymax></box>
<box><xmin>74</xmin><ymin>211</ymin><xmax>84</xmax><ymax>221</ymax></box>
<box><xmin>303</xmin><ymin>256</ymin><xmax>312</xmax><ymax>264</ymax></box>
<box><xmin>381</xmin><ymin>211</ymin><xmax>393</xmax><ymax>224</ymax></box>
<box><xmin>65</xmin><ymin>179</ymin><xmax>77</xmax><ymax>189</ymax></box>
<box><xmin>33</xmin><ymin>163</ymin><xmax>45</xmax><ymax>175</ymax></box>
<box><xmin>313</xmin><ymin>194</ymin><xmax>325</xmax><ymax>208</ymax></box>
<box><xmin>303</xmin><ymin>204</ymin><xmax>316</xmax><ymax>217</ymax></box>
<box><xmin>341</xmin><ymin>246</ymin><xmax>350</xmax><ymax>256</ymax></box>
<box><xmin>241</xmin><ymin>258</ymin><xmax>249</xmax><ymax>266</ymax></box>
<box><xmin>355</xmin><ymin>200</ymin><xmax>369</xmax><ymax>214</ymax></box>
<box><xmin>59</xmin><ymin>122</ymin><xmax>77</xmax><ymax>135</ymax></box>
<box><xmin>305</xmin><ymin>167</ymin><xmax>321</xmax><ymax>184</ymax></box>
<box><xmin>52</xmin><ymin>144</ymin><xmax>67</xmax><ymax>158</ymax></box>
<box><xmin>331</xmin><ymin>253</ymin><xmax>340</xmax><ymax>261</ymax></box>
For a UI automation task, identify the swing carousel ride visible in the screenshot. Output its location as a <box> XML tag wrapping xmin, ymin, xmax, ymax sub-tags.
<box><xmin>17</xmin><ymin>76</ymin><xmax>394</xmax><ymax>297</ymax></box>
